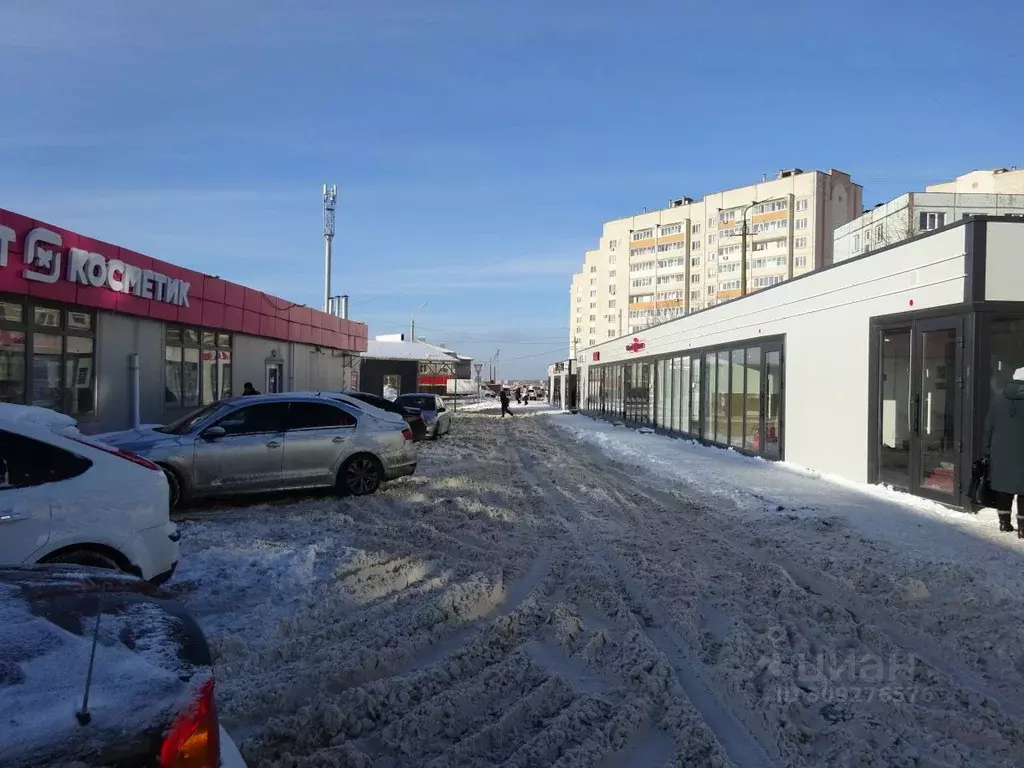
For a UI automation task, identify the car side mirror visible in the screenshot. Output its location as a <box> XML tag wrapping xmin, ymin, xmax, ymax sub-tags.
<box><xmin>437</xmin><ymin>405</ymin><xmax>446</xmax><ymax>412</ymax></box>
<box><xmin>201</xmin><ymin>425</ymin><xmax>226</xmax><ymax>440</ymax></box>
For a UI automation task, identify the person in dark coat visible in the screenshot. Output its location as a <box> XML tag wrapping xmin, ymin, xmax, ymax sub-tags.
<box><xmin>983</xmin><ymin>366</ymin><xmax>1024</xmax><ymax>536</ymax></box>
<box><xmin>242</xmin><ymin>382</ymin><xmax>260</xmax><ymax>396</ymax></box>
<box><xmin>515</xmin><ymin>387</ymin><xmax>522</xmax><ymax>405</ymax></box>
<box><xmin>499</xmin><ymin>388</ymin><xmax>514</xmax><ymax>418</ymax></box>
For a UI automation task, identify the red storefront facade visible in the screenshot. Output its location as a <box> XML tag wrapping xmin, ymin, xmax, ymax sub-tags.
<box><xmin>0</xmin><ymin>208</ymin><xmax>367</xmax><ymax>430</ymax></box>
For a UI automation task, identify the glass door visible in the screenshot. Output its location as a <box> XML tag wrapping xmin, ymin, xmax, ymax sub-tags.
<box><xmin>915</xmin><ymin>318</ymin><xmax>962</xmax><ymax>500</ymax></box>
<box><xmin>874</xmin><ymin>317</ymin><xmax>963</xmax><ymax>501</ymax></box>
<box><xmin>761</xmin><ymin>341</ymin><xmax>784</xmax><ymax>460</ymax></box>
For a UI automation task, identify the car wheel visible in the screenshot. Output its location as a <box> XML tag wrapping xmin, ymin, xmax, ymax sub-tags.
<box><xmin>339</xmin><ymin>455</ymin><xmax>383</xmax><ymax>496</ymax></box>
<box><xmin>46</xmin><ymin>548</ymin><xmax>122</xmax><ymax>572</ymax></box>
<box><xmin>161</xmin><ymin>466</ymin><xmax>183</xmax><ymax>510</ymax></box>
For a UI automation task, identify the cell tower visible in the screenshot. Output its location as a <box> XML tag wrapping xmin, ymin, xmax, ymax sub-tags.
<box><xmin>322</xmin><ymin>184</ymin><xmax>337</xmax><ymax>312</ymax></box>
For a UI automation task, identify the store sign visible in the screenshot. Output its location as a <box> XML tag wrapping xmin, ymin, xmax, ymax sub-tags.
<box><xmin>592</xmin><ymin>351</ymin><xmax>600</xmax><ymax>361</ymax></box>
<box><xmin>625</xmin><ymin>337</ymin><xmax>646</xmax><ymax>353</ymax></box>
<box><xmin>0</xmin><ymin>227</ymin><xmax>191</xmax><ymax>307</ymax></box>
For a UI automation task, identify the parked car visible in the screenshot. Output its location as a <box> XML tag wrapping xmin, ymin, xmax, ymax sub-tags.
<box><xmin>0</xmin><ymin>404</ymin><xmax>179</xmax><ymax>582</ymax></box>
<box><xmin>343</xmin><ymin>390</ymin><xmax>429</xmax><ymax>442</ymax></box>
<box><xmin>96</xmin><ymin>393</ymin><xmax>417</xmax><ymax>507</ymax></box>
<box><xmin>396</xmin><ymin>393</ymin><xmax>453</xmax><ymax>438</ymax></box>
<box><xmin>0</xmin><ymin>564</ymin><xmax>246</xmax><ymax>768</ymax></box>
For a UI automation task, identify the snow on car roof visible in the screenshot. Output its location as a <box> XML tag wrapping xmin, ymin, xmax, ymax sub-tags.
<box><xmin>0</xmin><ymin>403</ymin><xmax>78</xmax><ymax>432</ymax></box>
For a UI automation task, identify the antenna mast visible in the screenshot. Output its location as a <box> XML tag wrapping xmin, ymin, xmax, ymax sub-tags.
<box><xmin>322</xmin><ymin>184</ymin><xmax>337</xmax><ymax>312</ymax></box>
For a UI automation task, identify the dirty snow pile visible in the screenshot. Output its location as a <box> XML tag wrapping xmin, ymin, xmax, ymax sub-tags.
<box><xmin>172</xmin><ymin>412</ymin><xmax>1024</xmax><ymax>767</ymax></box>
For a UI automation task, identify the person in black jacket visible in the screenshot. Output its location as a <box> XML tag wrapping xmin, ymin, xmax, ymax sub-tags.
<box><xmin>499</xmin><ymin>388</ymin><xmax>514</xmax><ymax>418</ymax></box>
<box><xmin>242</xmin><ymin>382</ymin><xmax>260</xmax><ymax>396</ymax></box>
<box><xmin>983</xmin><ymin>366</ymin><xmax>1024</xmax><ymax>536</ymax></box>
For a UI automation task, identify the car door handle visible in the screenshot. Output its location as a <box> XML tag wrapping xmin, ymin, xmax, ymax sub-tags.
<box><xmin>266</xmin><ymin>440</ymin><xmax>282</xmax><ymax>448</ymax></box>
<box><xmin>332</xmin><ymin>436</ymin><xmax>346</xmax><ymax>444</ymax></box>
<box><xmin>0</xmin><ymin>510</ymin><xmax>27</xmax><ymax>522</ymax></box>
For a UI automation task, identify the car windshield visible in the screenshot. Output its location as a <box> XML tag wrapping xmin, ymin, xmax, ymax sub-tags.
<box><xmin>155</xmin><ymin>402</ymin><xmax>223</xmax><ymax>434</ymax></box>
<box><xmin>398</xmin><ymin>395</ymin><xmax>436</xmax><ymax>411</ymax></box>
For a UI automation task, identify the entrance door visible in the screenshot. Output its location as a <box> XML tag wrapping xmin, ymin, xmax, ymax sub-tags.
<box><xmin>874</xmin><ymin>317</ymin><xmax>963</xmax><ymax>501</ymax></box>
<box><xmin>760</xmin><ymin>341</ymin><xmax>784</xmax><ymax>460</ymax></box>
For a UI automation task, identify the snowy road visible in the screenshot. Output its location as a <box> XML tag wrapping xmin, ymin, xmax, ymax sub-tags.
<box><xmin>171</xmin><ymin>411</ymin><xmax>1024</xmax><ymax>767</ymax></box>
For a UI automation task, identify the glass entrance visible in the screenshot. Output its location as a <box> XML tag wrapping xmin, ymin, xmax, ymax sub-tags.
<box><xmin>874</xmin><ymin>317</ymin><xmax>962</xmax><ymax>501</ymax></box>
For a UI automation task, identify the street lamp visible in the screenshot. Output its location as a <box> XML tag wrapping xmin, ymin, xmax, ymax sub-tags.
<box><xmin>717</xmin><ymin>200</ymin><xmax>759</xmax><ymax>299</ymax></box>
<box><xmin>410</xmin><ymin>301</ymin><xmax>427</xmax><ymax>341</ymax></box>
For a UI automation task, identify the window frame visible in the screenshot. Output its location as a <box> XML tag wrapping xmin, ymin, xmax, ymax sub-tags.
<box><xmin>0</xmin><ymin>296</ymin><xmax>96</xmax><ymax>420</ymax></box>
<box><xmin>212</xmin><ymin>401</ymin><xmax>289</xmax><ymax>436</ymax></box>
<box><xmin>285</xmin><ymin>400</ymin><xmax>357</xmax><ymax>431</ymax></box>
<box><xmin>164</xmin><ymin>324</ymin><xmax>233</xmax><ymax>412</ymax></box>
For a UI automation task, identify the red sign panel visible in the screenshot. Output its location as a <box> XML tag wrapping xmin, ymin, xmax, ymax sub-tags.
<box><xmin>625</xmin><ymin>338</ymin><xmax>646</xmax><ymax>353</ymax></box>
<box><xmin>0</xmin><ymin>208</ymin><xmax>369</xmax><ymax>353</ymax></box>
<box><xmin>419</xmin><ymin>375</ymin><xmax>448</xmax><ymax>386</ymax></box>
<box><xmin>592</xmin><ymin>351</ymin><xmax>600</xmax><ymax>361</ymax></box>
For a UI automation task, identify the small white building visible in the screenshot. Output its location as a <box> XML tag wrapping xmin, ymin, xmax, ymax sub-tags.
<box><xmin>561</xmin><ymin>215</ymin><xmax>1024</xmax><ymax>510</ymax></box>
<box><xmin>834</xmin><ymin>168</ymin><xmax>1024</xmax><ymax>263</ymax></box>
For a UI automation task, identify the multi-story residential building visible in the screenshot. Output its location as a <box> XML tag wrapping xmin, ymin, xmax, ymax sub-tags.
<box><xmin>569</xmin><ymin>169</ymin><xmax>862</xmax><ymax>355</ymax></box>
<box><xmin>833</xmin><ymin>167</ymin><xmax>1024</xmax><ymax>263</ymax></box>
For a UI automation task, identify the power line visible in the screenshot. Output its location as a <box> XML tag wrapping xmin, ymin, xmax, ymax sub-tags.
<box><xmin>413</xmin><ymin>325</ymin><xmax>569</xmax><ymax>344</ymax></box>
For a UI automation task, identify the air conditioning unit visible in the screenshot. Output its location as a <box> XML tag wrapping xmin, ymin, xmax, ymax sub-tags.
<box><xmin>777</xmin><ymin>168</ymin><xmax>804</xmax><ymax>179</ymax></box>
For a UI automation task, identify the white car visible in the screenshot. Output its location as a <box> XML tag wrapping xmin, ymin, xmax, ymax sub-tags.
<box><xmin>0</xmin><ymin>404</ymin><xmax>179</xmax><ymax>582</ymax></box>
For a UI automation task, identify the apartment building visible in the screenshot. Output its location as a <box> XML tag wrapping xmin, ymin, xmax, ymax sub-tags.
<box><xmin>569</xmin><ymin>169</ymin><xmax>862</xmax><ymax>355</ymax></box>
<box><xmin>834</xmin><ymin>167</ymin><xmax>1024</xmax><ymax>262</ymax></box>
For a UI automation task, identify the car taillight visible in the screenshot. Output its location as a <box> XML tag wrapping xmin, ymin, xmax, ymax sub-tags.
<box><xmin>402</xmin><ymin>427</ymin><xmax>413</xmax><ymax>441</ymax></box>
<box><xmin>69</xmin><ymin>437</ymin><xmax>161</xmax><ymax>471</ymax></box>
<box><xmin>160</xmin><ymin>678</ymin><xmax>220</xmax><ymax>768</ymax></box>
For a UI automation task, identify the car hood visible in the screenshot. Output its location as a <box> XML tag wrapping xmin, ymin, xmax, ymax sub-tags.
<box><xmin>0</xmin><ymin>565</ymin><xmax>212</xmax><ymax>767</ymax></box>
<box><xmin>93</xmin><ymin>424</ymin><xmax>183</xmax><ymax>451</ymax></box>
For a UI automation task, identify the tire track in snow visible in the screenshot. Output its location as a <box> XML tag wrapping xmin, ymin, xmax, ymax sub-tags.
<box><xmin>506</xmin><ymin>437</ymin><xmax>778</xmax><ymax>768</ymax></box>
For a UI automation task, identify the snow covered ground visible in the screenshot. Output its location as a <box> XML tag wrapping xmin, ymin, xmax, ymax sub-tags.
<box><xmin>171</xmin><ymin>411</ymin><xmax>1024</xmax><ymax>767</ymax></box>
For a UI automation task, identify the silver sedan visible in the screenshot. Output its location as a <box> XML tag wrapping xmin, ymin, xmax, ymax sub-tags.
<box><xmin>96</xmin><ymin>393</ymin><xmax>418</xmax><ymax>507</ymax></box>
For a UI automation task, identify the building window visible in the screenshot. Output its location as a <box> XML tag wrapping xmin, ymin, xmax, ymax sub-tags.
<box><xmin>707</xmin><ymin>285</ymin><xmax>716</xmax><ymax>295</ymax></box>
<box><xmin>607</xmin><ymin>330</ymin><xmax>616</xmax><ymax>338</ymax></box>
<box><xmin>166</xmin><ymin>326</ymin><xmax>232</xmax><ymax>410</ymax></box>
<box><xmin>853</xmin><ymin>234</ymin><xmax>861</xmax><ymax>251</ymax></box>
<box><xmin>919</xmin><ymin>211</ymin><xmax>946</xmax><ymax>231</ymax></box>
<box><xmin>590</xmin><ymin>290</ymin><xmax>597</xmax><ymax>297</ymax></box>
<box><xmin>589</xmin><ymin>278</ymin><xmax>596</xmax><ymax>285</ymax></box>
<box><xmin>796</xmin><ymin>199</ymin><xmax>808</xmax><ymax>211</ymax></box>
<box><xmin>691</xmin><ymin>274</ymin><xmax>701</xmax><ymax>283</ymax></box>
<box><xmin>692</xmin><ymin>240</ymin><xmax>701</xmax><ymax>250</ymax></box>
<box><xmin>795</xmin><ymin>237</ymin><xmax>807</xmax><ymax>248</ymax></box>
<box><xmin>691</xmin><ymin>223</ymin><xmax>701</xmax><ymax>235</ymax></box>
<box><xmin>875</xmin><ymin>224</ymin><xmax>884</xmax><ymax>240</ymax></box>
<box><xmin>795</xmin><ymin>218</ymin><xmax>808</xmax><ymax>229</ymax></box>
<box><xmin>589</xmin><ymin>314</ymin><xmax>596</xmax><ymax>321</ymax></box>
<box><xmin>795</xmin><ymin>256</ymin><xmax>808</xmax><ymax>268</ymax></box>
<box><xmin>608</xmin><ymin>270</ymin><xmax>616</xmax><ymax>278</ymax></box>
<box><xmin>608</xmin><ymin>254</ymin><xmax>616</xmax><ymax>264</ymax></box>
<box><xmin>590</xmin><ymin>266</ymin><xmax>597</xmax><ymax>273</ymax></box>
<box><xmin>708</xmin><ymin>216</ymin><xmax>715</xmax><ymax>227</ymax></box>
<box><xmin>660</xmin><ymin>223</ymin><xmax>682</xmax><ymax>236</ymax></box>
<box><xmin>631</xmin><ymin>228</ymin><xmax>654</xmax><ymax>241</ymax></box>
<box><xmin>0</xmin><ymin>302</ymin><xmax>96</xmax><ymax>418</ymax></box>
<box><xmin>608</xmin><ymin>300</ymin><xmax>616</xmax><ymax>308</ymax></box>
<box><xmin>691</xmin><ymin>257</ymin><xmax>701</xmax><ymax>267</ymax></box>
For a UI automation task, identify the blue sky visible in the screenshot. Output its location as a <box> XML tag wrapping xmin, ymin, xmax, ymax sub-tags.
<box><xmin>1</xmin><ymin>1</ymin><xmax>1021</xmax><ymax>378</ymax></box>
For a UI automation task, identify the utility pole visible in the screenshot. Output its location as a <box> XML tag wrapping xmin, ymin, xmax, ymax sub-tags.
<box><xmin>410</xmin><ymin>301</ymin><xmax>426</xmax><ymax>341</ymax></box>
<box><xmin>494</xmin><ymin>350</ymin><xmax>500</xmax><ymax>383</ymax></box>
<box><xmin>322</xmin><ymin>184</ymin><xmax>337</xmax><ymax>312</ymax></box>
<box><xmin>740</xmin><ymin>200</ymin><xmax>760</xmax><ymax>298</ymax></box>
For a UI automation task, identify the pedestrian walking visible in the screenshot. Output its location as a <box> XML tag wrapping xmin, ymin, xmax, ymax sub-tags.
<box><xmin>523</xmin><ymin>390</ymin><xmax>530</xmax><ymax>405</ymax></box>
<box><xmin>515</xmin><ymin>387</ymin><xmax>522</xmax><ymax>405</ymax></box>
<box><xmin>983</xmin><ymin>366</ymin><xmax>1024</xmax><ymax>536</ymax></box>
<box><xmin>499</xmin><ymin>388</ymin><xmax>514</xmax><ymax>418</ymax></box>
<box><xmin>242</xmin><ymin>381</ymin><xmax>260</xmax><ymax>396</ymax></box>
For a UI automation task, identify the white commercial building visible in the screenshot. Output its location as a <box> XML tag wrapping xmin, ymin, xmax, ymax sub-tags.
<box><xmin>559</xmin><ymin>215</ymin><xmax>1024</xmax><ymax>510</ymax></box>
<box><xmin>569</xmin><ymin>169</ymin><xmax>862</xmax><ymax>357</ymax></box>
<box><xmin>834</xmin><ymin>168</ymin><xmax>1024</xmax><ymax>263</ymax></box>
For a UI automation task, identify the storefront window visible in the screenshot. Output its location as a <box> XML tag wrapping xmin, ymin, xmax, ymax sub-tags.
<box><xmin>33</xmin><ymin>306</ymin><xmax>61</xmax><ymax>329</ymax></box>
<box><xmin>67</xmin><ymin>311</ymin><xmax>92</xmax><ymax>331</ymax></box>
<box><xmin>183</xmin><ymin>347</ymin><xmax>200</xmax><ymax>407</ymax></box>
<box><xmin>165</xmin><ymin>345</ymin><xmax>183</xmax><ymax>407</ymax></box>
<box><xmin>166</xmin><ymin>326</ymin><xmax>232</xmax><ymax>410</ymax></box>
<box><xmin>0</xmin><ymin>330</ymin><xmax>26</xmax><ymax>403</ymax></box>
<box><xmin>32</xmin><ymin>333</ymin><xmax>63</xmax><ymax>409</ymax></box>
<box><xmin>65</xmin><ymin>337</ymin><xmax>94</xmax><ymax>416</ymax></box>
<box><xmin>1</xmin><ymin>301</ymin><xmax>24</xmax><ymax>324</ymax></box>
<box><xmin>729</xmin><ymin>348</ymin><xmax>745</xmax><ymax>448</ymax></box>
